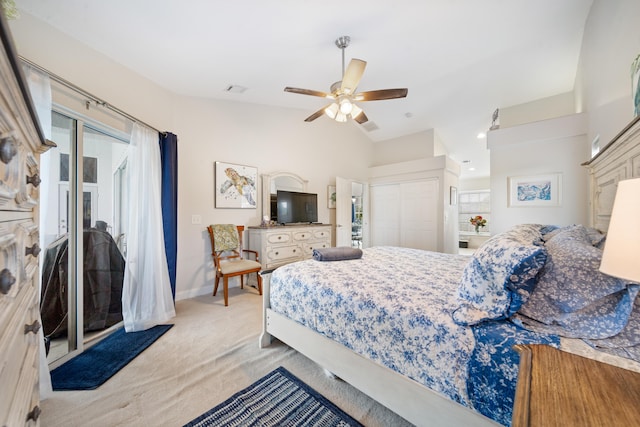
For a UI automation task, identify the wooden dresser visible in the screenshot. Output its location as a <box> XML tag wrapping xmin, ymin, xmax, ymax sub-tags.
<box><xmin>513</xmin><ymin>344</ymin><xmax>640</xmax><ymax>427</ymax></box>
<box><xmin>248</xmin><ymin>224</ymin><xmax>331</xmax><ymax>270</ymax></box>
<box><xmin>0</xmin><ymin>14</ymin><xmax>52</xmax><ymax>427</ymax></box>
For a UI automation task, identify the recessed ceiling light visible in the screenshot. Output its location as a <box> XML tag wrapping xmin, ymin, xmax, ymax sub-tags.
<box><xmin>477</xmin><ymin>132</ymin><xmax>486</xmax><ymax>139</ymax></box>
<box><xmin>469</xmin><ymin>167</ymin><xmax>476</xmax><ymax>171</ymax></box>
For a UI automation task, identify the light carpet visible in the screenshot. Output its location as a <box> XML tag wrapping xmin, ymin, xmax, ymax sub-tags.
<box><xmin>40</xmin><ymin>288</ymin><xmax>412</xmax><ymax>427</ymax></box>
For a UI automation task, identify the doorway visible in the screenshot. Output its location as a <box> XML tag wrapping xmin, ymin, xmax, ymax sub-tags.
<box><xmin>335</xmin><ymin>177</ymin><xmax>369</xmax><ymax>248</ymax></box>
<box><xmin>40</xmin><ymin>111</ymin><xmax>129</xmax><ymax>366</ymax></box>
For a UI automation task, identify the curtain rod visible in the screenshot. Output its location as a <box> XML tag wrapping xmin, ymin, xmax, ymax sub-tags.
<box><xmin>19</xmin><ymin>55</ymin><xmax>164</xmax><ymax>135</ymax></box>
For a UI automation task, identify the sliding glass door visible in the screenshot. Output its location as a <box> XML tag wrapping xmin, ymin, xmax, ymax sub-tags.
<box><xmin>40</xmin><ymin>110</ymin><xmax>129</xmax><ymax>366</ymax></box>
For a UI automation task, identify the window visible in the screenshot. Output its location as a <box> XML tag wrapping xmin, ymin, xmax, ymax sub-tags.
<box><xmin>458</xmin><ymin>190</ymin><xmax>491</xmax><ymax>233</ymax></box>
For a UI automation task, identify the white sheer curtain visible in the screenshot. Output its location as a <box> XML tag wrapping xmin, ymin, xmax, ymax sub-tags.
<box><xmin>22</xmin><ymin>64</ymin><xmax>53</xmax><ymax>399</ymax></box>
<box><xmin>121</xmin><ymin>123</ymin><xmax>176</xmax><ymax>331</ymax></box>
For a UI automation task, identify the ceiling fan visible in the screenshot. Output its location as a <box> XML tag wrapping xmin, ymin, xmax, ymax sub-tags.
<box><xmin>284</xmin><ymin>36</ymin><xmax>408</xmax><ymax>124</ymax></box>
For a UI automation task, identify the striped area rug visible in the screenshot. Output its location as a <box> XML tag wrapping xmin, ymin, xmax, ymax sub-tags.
<box><xmin>183</xmin><ymin>367</ymin><xmax>363</xmax><ymax>427</ymax></box>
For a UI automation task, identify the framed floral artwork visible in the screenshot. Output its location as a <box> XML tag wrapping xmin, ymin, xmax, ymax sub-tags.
<box><xmin>327</xmin><ymin>185</ymin><xmax>336</xmax><ymax>209</ymax></box>
<box><xmin>215</xmin><ymin>161</ymin><xmax>258</xmax><ymax>208</ymax></box>
<box><xmin>508</xmin><ymin>173</ymin><xmax>562</xmax><ymax>207</ymax></box>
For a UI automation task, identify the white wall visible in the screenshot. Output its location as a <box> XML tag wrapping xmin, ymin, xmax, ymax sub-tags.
<box><xmin>10</xmin><ymin>12</ymin><xmax>373</xmax><ymax>300</ymax></box>
<box><xmin>371</xmin><ymin>129</ymin><xmax>445</xmax><ymax>166</ymax></box>
<box><xmin>575</xmin><ymin>0</ymin><xmax>640</xmax><ymax>149</ymax></box>
<box><xmin>499</xmin><ymin>92</ymin><xmax>576</xmax><ymax>127</ymax></box>
<box><xmin>488</xmin><ymin>114</ymin><xmax>589</xmax><ymax>234</ymax></box>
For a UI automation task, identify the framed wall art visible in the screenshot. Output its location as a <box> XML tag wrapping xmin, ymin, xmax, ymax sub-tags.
<box><xmin>508</xmin><ymin>173</ymin><xmax>562</xmax><ymax>207</ymax></box>
<box><xmin>450</xmin><ymin>186</ymin><xmax>457</xmax><ymax>205</ymax></box>
<box><xmin>327</xmin><ymin>185</ymin><xmax>336</xmax><ymax>209</ymax></box>
<box><xmin>215</xmin><ymin>161</ymin><xmax>258</xmax><ymax>209</ymax></box>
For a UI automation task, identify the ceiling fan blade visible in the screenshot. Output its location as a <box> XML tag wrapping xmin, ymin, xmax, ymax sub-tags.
<box><xmin>340</xmin><ymin>59</ymin><xmax>367</xmax><ymax>94</ymax></box>
<box><xmin>285</xmin><ymin>87</ymin><xmax>332</xmax><ymax>98</ymax></box>
<box><xmin>354</xmin><ymin>110</ymin><xmax>368</xmax><ymax>124</ymax></box>
<box><xmin>355</xmin><ymin>88</ymin><xmax>408</xmax><ymax>101</ymax></box>
<box><xmin>304</xmin><ymin>105</ymin><xmax>333</xmax><ymax>122</ymax></box>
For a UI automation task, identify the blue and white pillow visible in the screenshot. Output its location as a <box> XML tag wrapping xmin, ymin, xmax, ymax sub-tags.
<box><xmin>453</xmin><ymin>224</ymin><xmax>547</xmax><ymax>325</ymax></box>
<box><xmin>516</xmin><ymin>225</ymin><xmax>639</xmax><ymax>339</ymax></box>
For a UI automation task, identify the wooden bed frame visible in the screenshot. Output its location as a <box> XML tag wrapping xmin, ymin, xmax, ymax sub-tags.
<box><xmin>258</xmin><ymin>115</ymin><xmax>640</xmax><ymax>426</ymax></box>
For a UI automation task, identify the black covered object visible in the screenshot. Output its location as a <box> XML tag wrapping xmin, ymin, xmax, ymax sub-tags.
<box><xmin>40</xmin><ymin>229</ymin><xmax>125</xmax><ymax>338</ymax></box>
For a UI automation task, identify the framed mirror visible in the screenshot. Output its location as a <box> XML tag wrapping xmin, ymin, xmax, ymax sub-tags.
<box><xmin>261</xmin><ymin>172</ymin><xmax>308</xmax><ymax>221</ymax></box>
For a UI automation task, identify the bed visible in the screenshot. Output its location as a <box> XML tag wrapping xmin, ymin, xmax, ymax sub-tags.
<box><xmin>259</xmin><ymin>117</ymin><xmax>640</xmax><ymax>427</ymax></box>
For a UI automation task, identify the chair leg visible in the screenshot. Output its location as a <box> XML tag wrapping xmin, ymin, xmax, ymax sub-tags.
<box><xmin>213</xmin><ymin>275</ymin><xmax>220</xmax><ymax>296</ymax></box>
<box><xmin>240</xmin><ymin>274</ymin><xmax>244</xmax><ymax>289</ymax></box>
<box><xmin>223</xmin><ymin>276</ymin><xmax>229</xmax><ymax>306</ymax></box>
<box><xmin>257</xmin><ymin>272</ymin><xmax>263</xmax><ymax>295</ymax></box>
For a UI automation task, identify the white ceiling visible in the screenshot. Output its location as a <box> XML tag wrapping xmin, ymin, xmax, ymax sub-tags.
<box><xmin>14</xmin><ymin>0</ymin><xmax>594</xmax><ymax>178</ymax></box>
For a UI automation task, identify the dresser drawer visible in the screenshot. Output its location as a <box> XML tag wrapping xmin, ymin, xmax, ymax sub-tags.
<box><xmin>2</xmin><ymin>342</ymin><xmax>39</xmax><ymax>427</ymax></box>
<box><xmin>292</xmin><ymin>230</ymin><xmax>313</xmax><ymax>241</ymax></box>
<box><xmin>0</xmin><ymin>283</ymin><xmax>39</xmax><ymax>423</ymax></box>
<box><xmin>313</xmin><ymin>229</ymin><xmax>330</xmax><ymax>240</ymax></box>
<box><xmin>266</xmin><ymin>232</ymin><xmax>291</xmax><ymax>245</ymax></box>
<box><xmin>266</xmin><ymin>244</ymin><xmax>302</xmax><ymax>264</ymax></box>
<box><xmin>303</xmin><ymin>240</ymin><xmax>331</xmax><ymax>257</ymax></box>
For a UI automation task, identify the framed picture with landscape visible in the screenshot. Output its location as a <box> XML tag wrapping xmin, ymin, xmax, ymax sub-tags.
<box><xmin>508</xmin><ymin>173</ymin><xmax>562</xmax><ymax>207</ymax></box>
<box><xmin>214</xmin><ymin>161</ymin><xmax>258</xmax><ymax>208</ymax></box>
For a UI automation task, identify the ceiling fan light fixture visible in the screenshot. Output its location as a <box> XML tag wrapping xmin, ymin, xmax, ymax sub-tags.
<box><xmin>339</xmin><ymin>96</ymin><xmax>353</xmax><ymax>115</ymax></box>
<box><xmin>350</xmin><ymin>104</ymin><xmax>363</xmax><ymax>119</ymax></box>
<box><xmin>285</xmin><ymin>35</ymin><xmax>408</xmax><ymax>125</ymax></box>
<box><xmin>324</xmin><ymin>103</ymin><xmax>339</xmax><ymax>119</ymax></box>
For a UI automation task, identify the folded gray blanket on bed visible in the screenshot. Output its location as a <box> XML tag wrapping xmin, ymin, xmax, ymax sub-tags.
<box><xmin>312</xmin><ymin>247</ymin><xmax>363</xmax><ymax>261</ymax></box>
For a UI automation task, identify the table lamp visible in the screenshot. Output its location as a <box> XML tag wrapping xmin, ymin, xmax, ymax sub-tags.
<box><xmin>600</xmin><ymin>178</ymin><xmax>640</xmax><ymax>283</ymax></box>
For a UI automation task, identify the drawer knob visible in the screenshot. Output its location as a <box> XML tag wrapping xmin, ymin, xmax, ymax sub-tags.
<box><xmin>24</xmin><ymin>320</ymin><xmax>41</xmax><ymax>335</ymax></box>
<box><xmin>27</xmin><ymin>172</ymin><xmax>41</xmax><ymax>187</ymax></box>
<box><xmin>275</xmin><ymin>252</ymin><xmax>279</xmax><ymax>255</ymax></box>
<box><xmin>27</xmin><ymin>405</ymin><xmax>41</xmax><ymax>422</ymax></box>
<box><xmin>278</xmin><ymin>236</ymin><xmax>282</xmax><ymax>240</ymax></box>
<box><xmin>0</xmin><ymin>268</ymin><xmax>16</xmax><ymax>294</ymax></box>
<box><xmin>292</xmin><ymin>249</ymin><xmax>296</xmax><ymax>253</ymax></box>
<box><xmin>0</xmin><ymin>134</ymin><xmax>18</xmax><ymax>164</ymax></box>
<box><xmin>25</xmin><ymin>243</ymin><xmax>41</xmax><ymax>258</ymax></box>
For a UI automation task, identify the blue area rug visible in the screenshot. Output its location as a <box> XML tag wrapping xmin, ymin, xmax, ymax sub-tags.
<box><xmin>50</xmin><ymin>324</ymin><xmax>173</xmax><ymax>391</ymax></box>
<box><xmin>183</xmin><ymin>367</ymin><xmax>363</xmax><ymax>427</ymax></box>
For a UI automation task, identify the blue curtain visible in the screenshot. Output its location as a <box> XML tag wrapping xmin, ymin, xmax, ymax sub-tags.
<box><xmin>159</xmin><ymin>132</ymin><xmax>178</xmax><ymax>300</ymax></box>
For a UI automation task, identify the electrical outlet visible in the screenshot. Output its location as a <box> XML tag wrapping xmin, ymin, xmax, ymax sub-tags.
<box><xmin>191</xmin><ymin>214</ymin><xmax>202</xmax><ymax>225</ymax></box>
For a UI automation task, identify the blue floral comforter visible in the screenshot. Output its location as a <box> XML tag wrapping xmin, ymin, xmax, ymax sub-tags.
<box><xmin>269</xmin><ymin>246</ymin><xmax>559</xmax><ymax>426</ymax></box>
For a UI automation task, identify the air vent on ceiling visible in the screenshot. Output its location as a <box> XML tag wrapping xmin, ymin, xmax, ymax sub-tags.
<box><xmin>224</xmin><ymin>85</ymin><xmax>247</xmax><ymax>94</ymax></box>
<box><xmin>362</xmin><ymin>121</ymin><xmax>379</xmax><ymax>132</ymax></box>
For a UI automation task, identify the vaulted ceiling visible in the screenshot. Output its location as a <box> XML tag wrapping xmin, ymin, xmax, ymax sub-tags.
<box><xmin>14</xmin><ymin>0</ymin><xmax>594</xmax><ymax>178</ymax></box>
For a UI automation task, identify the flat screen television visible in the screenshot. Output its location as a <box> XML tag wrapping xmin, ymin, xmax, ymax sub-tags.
<box><xmin>276</xmin><ymin>190</ymin><xmax>318</xmax><ymax>224</ymax></box>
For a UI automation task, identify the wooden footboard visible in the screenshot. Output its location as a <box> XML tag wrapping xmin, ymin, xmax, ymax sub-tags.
<box><xmin>258</xmin><ymin>271</ymin><xmax>499</xmax><ymax>427</ymax></box>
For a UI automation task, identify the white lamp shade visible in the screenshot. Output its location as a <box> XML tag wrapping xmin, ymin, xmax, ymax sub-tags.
<box><xmin>600</xmin><ymin>178</ymin><xmax>640</xmax><ymax>283</ymax></box>
<box><xmin>350</xmin><ymin>104</ymin><xmax>363</xmax><ymax>119</ymax></box>
<box><xmin>324</xmin><ymin>103</ymin><xmax>338</xmax><ymax>119</ymax></box>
